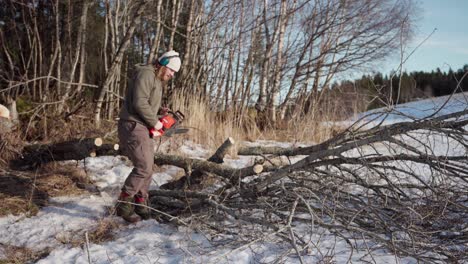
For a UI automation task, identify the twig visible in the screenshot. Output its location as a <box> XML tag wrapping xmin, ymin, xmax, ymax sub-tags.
<box><xmin>85</xmin><ymin>231</ymin><xmax>91</xmax><ymax>264</ymax></box>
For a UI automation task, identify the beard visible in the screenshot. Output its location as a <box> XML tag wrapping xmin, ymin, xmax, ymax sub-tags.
<box><xmin>161</xmin><ymin>74</ymin><xmax>172</xmax><ymax>82</ymax></box>
<box><xmin>156</xmin><ymin>68</ymin><xmax>172</xmax><ymax>82</ymax></box>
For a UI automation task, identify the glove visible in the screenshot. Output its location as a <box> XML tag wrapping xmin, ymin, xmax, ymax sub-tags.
<box><xmin>149</xmin><ymin>121</ymin><xmax>164</xmax><ymax>138</ymax></box>
<box><xmin>148</xmin><ymin>112</ymin><xmax>179</xmax><ymax>138</ymax></box>
<box><xmin>154</xmin><ymin>121</ymin><xmax>163</xmax><ymax>130</ymax></box>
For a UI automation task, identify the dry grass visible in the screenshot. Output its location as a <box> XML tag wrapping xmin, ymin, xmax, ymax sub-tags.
<box><xmin>55</xmin><ymin>218</ymin><xmax>120</xmax><ymax>247</ymax></box>
<box><xmin>169</xmin><ymin>91</ymin><xmax>363</xmax><ymax>153</ymax></box>
<box><xmin>87</xmin><ymin>218</ymin><xmax>120</xmax><ymax>244</ymax></box>
<box><xmin>0</xmin><ymin>164</ymin><xmax>90</xmax><ymax>217</ymax></box>
<box><xmin>0</xmin><ymin>194</ymin><xmax>39</xmax><ymax>217</ymax></box>
<box><xmin>18</xmin><ymin>102</ymin><xmax>114</xmax><ymax>143</ymax></box>
<box><xmin>35</xmin><ymin>163</ymin><xmax>89</xmax><ymax>197</ymax></box>
<box><xmin>39</xmin><ymin>162</ymin><xmax>92</xmax><ymax>187</ymax></box>
<box><xmin>170</xmin><ymin>92</ymin><xmax>248</xmax><ymax>152</ymax></box>
<box><xmin>0</xmin><ymin>133</ymin><xmax>24</xmax><ymax>167</ymax></box>
<box><xmin>0</xmin><ymin>245</ymin><xmax>50</xmax><ymax>264</ymax></box>
<box><xmin>0</xmin><ymin>217</ymin><xmax>119</xmax><ymax>263</ymax></box>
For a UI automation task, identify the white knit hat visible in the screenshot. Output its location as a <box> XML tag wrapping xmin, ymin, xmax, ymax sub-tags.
<box><xmin>158</xmin><ymin>50</ymin><xmax>181</xmax><ymax>72</ymax></box>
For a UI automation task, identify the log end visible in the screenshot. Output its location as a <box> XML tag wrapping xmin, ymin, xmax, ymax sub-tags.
<box><xmin>94</xmin><ymin>138</ymin><xmax>103</xmax><ymax>147</ymax></box>
<box><xmin>227</xmin><ymin>137</ymin><xmax>235</xmax><ymax>145</ymax></box>
<box><xmin>253</xmin><ymin>164</ymin><xmax>263</xmax><ymax>174</ymax></box>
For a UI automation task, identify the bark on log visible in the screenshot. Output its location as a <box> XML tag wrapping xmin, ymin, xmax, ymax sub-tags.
<box><xmin>161</xmin><ymin>137</ymin><xmax>237</xmax><ymax>190</ymax></box>
<box><xmin>84</xmin><ymin>138</ymin><xmax>261</xmax><ymax>188</ymax></box>
<box><xmin>12</xmin><ymin>137</ymin><xmax>103</xmax><ymax>170</ymax></box>
<box><xmin>238</xmin><ymin>145</ymin><xmax>299</xmax><ymax>156</ymax></box>
<box><xmin>154</xmin><ymin>153</ymin><xmax>263</xmax><ymax>183</ymax></box>
<box><xmin>208</xmin><ymin>137</ymin><xmax>235</xmax><ymax>163</ymax></box>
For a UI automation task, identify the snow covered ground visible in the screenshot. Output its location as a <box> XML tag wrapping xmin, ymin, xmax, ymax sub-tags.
<box><xmin>352</xmin><ymin>91</ymin><xmax>468</xmax><ymax>126</ymax></box>
<box><xmin>1</xmin><ymin>153</ymin><xmax>416</xmax><ymax>264</ymax></box>
<box><xmin>0</xmin><ymin>93</ymin><xmax>466</xmax><ymax>263</ymax></box>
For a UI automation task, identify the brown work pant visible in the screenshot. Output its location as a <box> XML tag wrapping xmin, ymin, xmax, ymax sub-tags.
<box><xmin>118</xmin><ymin>120</ymin><xmax>154</xmax><ymax>198</ymax></box>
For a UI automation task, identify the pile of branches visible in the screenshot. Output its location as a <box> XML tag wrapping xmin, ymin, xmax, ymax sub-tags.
<box><xmin>12</xmin><ymin>109</ymin><xmax>467</xmax><ymax>262</ymax></box>
<box><xmin>148</xmin><ymin>109</ymin><xmax>468</xmax><ymax>263</ymax></box>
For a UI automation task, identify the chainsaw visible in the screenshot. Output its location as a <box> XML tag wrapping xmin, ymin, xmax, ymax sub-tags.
<box><xmin>149</xmin><ymin>110</ymin><xmax>188</xmax><ymax>138</ymax></box>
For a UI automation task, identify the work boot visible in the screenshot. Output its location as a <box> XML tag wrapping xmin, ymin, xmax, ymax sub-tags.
<box><xmin>134</xmin><ymin>195</ymin><xmax>151</xmax><ymax>220</ymax></box>
<box><xmin>116</xmin><ymin>192</ymin><xmax>141</xmax><ymax>223</ymax></box>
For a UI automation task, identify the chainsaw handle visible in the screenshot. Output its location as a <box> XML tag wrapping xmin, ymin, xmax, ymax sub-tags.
<box><xmin>168</xmin><ymin>110</ymin><xmax>185</xmax><ymax>122</ymax></box>
<box><xmin>158</xmin><ymin>106</ymin><xmax>170</xmax><ymax>116</ymax></box>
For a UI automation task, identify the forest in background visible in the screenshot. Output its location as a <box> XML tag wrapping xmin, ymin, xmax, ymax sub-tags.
<box><xmin>327</xmin><ymin>65</ymin><xmax>468</xmax><ymax>114</ymax></box>
<box><xmin>0</xmin><ymin>0</ymin><xmax>465</xmax><ymax>142</ymax></box>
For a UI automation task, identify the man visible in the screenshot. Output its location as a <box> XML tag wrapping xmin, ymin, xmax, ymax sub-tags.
<box><xmin>116</xmin><ymin>50</ymin><xmax>181</xmax><ymax>222</ymax></box>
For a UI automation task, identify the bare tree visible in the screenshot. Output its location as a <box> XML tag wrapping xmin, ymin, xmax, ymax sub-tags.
<box><xmin>0</xmin><ymin>0</ymin><xmax>417</xmax><ymax>136</ymax></box>
<box><xmin>147</xmin><ymin>0</ymin><xmax>164</xmax><ymax>64</ymax></box>
<box><xmin>58</xmin><ymin>0</ymin><xmax>91</xmax><ymax>112</ymax></box>
<box><xmin>94</xmin><ymin>0</ymin><xmax>150</xmax><ymax>127</ymax></box>
<box><xmin>267</xmin><ymin>0</ymin><xmax>289</xmax><ymax>123</ymax></box>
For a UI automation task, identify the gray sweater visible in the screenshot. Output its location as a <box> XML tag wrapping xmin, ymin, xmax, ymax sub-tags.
<box><xmin>119</xmin><ymin>64</ymin><xmax>162</xmax><ymax>127</ymax></box>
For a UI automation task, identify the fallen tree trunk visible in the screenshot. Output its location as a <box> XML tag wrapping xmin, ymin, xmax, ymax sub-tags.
<box><xmin>12</xmin><ymin>136</ymin><xmax>264</xmax><ymax>187</ymax></box>
<box><xmin>238</xmin><ymin>109</ymin><xmax>468</xmax><ymax>157</ymax></box>
<box><xmin>160</xmin><ymin>137</ymin><xmax>244</xmax><ymax>189</ymax></box>
<box><xmin>91</xmin><ymin>143</ymin><xmax>119</xmax><ymax>157</ymax></box>
<box><xmin>12</xmin><ymin>137</ymin><xmax>103</xmax><ymax>169</ymax></box>
<box><xmin>153</xmin><ymin>153</ymin><xmax>263</xmax><ymax>184</ymax></box>
<box><xmin>240</xmin><ymin>110</ymin><xmax>468</xmax><ymax>192</ymax></box>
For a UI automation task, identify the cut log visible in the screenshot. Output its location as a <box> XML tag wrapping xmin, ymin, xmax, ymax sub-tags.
<box><xmin>154</xmin><ymin>153</ymin><xmax>263</xmax><ymax>182</ymax></box>
<box><xmin>160</xmin><ymin>137</ymin><xmax>238</xmax><ymax>190</ymax></box>
<box><xmin>252</xmin><ymin>164</ymin><xmax>263</xmax><ymax>174</ymax></box>
<box><xmin>207</xmin><ymin>137</ymin><xmax>235</xmax><ymax>163</ymax></box>
<box><xmin>12</xmin><ymin>137</ymin><xmax>103</xmax><ymax>170</ymax></box>
<box><xmin>92</xmin><ymin>143</ymin><xmax>120</xmax><ymax>157</ymax></box>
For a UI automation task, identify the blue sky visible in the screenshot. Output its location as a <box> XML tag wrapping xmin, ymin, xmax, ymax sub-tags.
<box><xmin>382</xmin><ymin>0</ymin><xmax>468</xmax><ymax>74</ymax></box>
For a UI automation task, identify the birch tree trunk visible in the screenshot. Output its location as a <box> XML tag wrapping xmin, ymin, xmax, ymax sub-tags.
<box><xmin>168</xmin><ymin>0</ymin><xmax>183</xmax><ymax>50</ymax></box>
<box><xmin>268</xmin><ymin>0</ymin><xmax>287</xmax><ymax>123</ymax></box>
<box><xmin>77</xmin><ymin>3</ymin><xmax>92</xmax><ymax>94</ymax></box>
<box><xmin>255</xmin><ymin>0</ymin><xmax>283</xmax><ymax>128</ymax></box>
<box><xmin>45</xmin><ymin>0</ymin><xmax>61</xmax><ymax>101</ymax></box>
<box><xmin>58</xmin><ymin>1</ymin><xmax>90</xmax><ymax>113</ymax></box>
<box><xmin>147</xmin><ymin>0</ymin><xmax>164</xmax><ymax>64</ymax></box>
<box><xmin>255</xmin><ymin>0</ymin><xmax>272</xmax><ymax>113</ymax></box>
<box><xmin>180</xmin><ymin>0</ymin><xmax>197</xmax><ymax>91</ymax></box>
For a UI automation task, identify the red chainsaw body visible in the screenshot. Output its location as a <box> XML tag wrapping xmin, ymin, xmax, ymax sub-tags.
<box><xmin>149</xmin><ymin>110</ymin><xmax>185</xmax><ymax>138</ymax></box>
<box><xmin>160</xmin><ymin>115</ymin><xmax>176</xmax><ymax>130</ymax></box>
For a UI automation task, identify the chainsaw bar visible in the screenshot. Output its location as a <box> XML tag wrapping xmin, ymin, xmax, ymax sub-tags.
<box><xmin>164</xmin><ymin>127</ymin><xmax>189</xmax><ymax>137</ymax></box>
